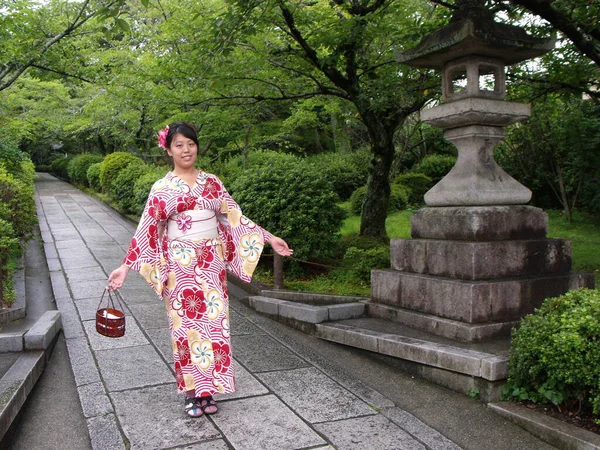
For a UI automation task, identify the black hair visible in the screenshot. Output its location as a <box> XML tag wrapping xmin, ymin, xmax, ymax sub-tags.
<box><xmin>166</xmin><ymin>122</ymin><xmax>199</xmax><ymax>149</ymax></box>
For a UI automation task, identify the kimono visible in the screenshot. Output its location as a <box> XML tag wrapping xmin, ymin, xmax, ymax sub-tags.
<box><xmin>123</xmin><ymin>171</ymin><xmax>272</xmax><ymax>397</ymax></box>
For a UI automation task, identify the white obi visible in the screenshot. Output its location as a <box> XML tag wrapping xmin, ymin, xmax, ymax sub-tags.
<box><xmin>167</xmin><ymin>210</ymin><xmax>219</xmax><ymax>241</ymax></box>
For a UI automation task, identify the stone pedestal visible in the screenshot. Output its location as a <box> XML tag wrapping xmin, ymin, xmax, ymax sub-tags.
<box><xmin>369</xmin><ymin>206</ymin><xmax>595</xmax><ymax>342</ymax></box>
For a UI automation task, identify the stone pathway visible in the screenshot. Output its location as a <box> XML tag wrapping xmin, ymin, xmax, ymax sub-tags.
<box><xmin>35</xmin><ymin>173</ymin><xmax>462</xmax><ymax>450</ymax></box>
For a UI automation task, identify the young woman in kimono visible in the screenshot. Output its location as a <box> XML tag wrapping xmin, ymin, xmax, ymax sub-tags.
<box><xmin>107</xmin><ymin>122</ymin><xmax>293</xmax><ymax>417</ymax></box>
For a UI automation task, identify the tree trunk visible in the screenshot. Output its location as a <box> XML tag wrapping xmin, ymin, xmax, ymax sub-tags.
<box><xmin>359</xmin><ymin>108</ymin><xmax>398</xmax><ymax>238</ymax></box>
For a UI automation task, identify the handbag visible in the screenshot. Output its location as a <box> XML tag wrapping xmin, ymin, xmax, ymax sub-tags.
<box><xmin>96</xmin><ymin>288</ymin><xmax>126</xmax><ymax>338</ymax></box>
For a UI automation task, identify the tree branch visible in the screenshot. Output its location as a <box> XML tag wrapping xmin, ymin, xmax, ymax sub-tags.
<box><xmin>506</xmin><ymin>72</ymin><xmax>600</xmax><ymax>99</ymax></box>
<box><xmin>30</xmin><ymin>64</ymin><xmax>93</xmax><ymax>83</ymax></box>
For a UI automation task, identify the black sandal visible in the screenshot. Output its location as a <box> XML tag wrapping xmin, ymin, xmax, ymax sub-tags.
<box><xmin>199</xmin><ymin>396</ymin><xmax>218</xmax><ymax>415</ymax></box>
<box><xmin>184</xmin><ymin>397</ymin><xmax>203</xmax><ymax>417</ymax></box>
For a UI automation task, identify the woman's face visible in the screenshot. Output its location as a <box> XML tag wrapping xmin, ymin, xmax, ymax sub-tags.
<box><xmin>167</xmin><ymin>133</ymin><xmax>198</xmax><ymax>171</ymax></box>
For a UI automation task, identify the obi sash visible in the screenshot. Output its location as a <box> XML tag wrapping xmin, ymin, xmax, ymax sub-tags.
<box><xmin>167</xmin><ymin>209</ymin><xmax>219</xmax><ymax>241</ymax></box>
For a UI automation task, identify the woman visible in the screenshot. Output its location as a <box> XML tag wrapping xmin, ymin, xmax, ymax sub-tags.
<box><xmin>108</xmin><ymin>122</ymin><xmax>293</xmax><ymax>417</ymax></box>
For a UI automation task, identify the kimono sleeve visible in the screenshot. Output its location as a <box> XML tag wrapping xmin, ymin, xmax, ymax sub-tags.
<box><xmin>215</xmin><ymin>178</ymin><xmax>273</xmax><ymax>282</ymax></box>
<box><xmin>122</xmin><ymin>182</ymin><xmax>169</xmax><ymax>298</ymax></box>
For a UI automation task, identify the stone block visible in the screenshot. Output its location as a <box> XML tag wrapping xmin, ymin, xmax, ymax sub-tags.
<box><xmin>0</xmin><ymin>332</ymin><xmax>24</xmax><ymax>352</ymax></box>
<box><xmin>231</xmin><ymin>334</ymin><xmax>309</xmax><ymax>373</ymax></box>
<box><xmin>411</xmin><ymin>206</ymin><xmax>547</xmax><ymax>241</ymax></box>
<box><xmin>327</xmin><ymin>303</ymin><xmax>365</xmax><ymax>321</ymax></box>
<box><xmin>481</xmin><ymin>355</ymin><xmax>509</xmax><ymax>381</ymax></box>
<box><xmin>371</xmin><ymin>270</ymin><xmax>594</xmax><ymax>323</ymax></box>
<box><xmin>391</xmin><ymin>238</ymin><xmax>572</xmax><ymax>280</ymax></box>
<box><xmin>77</xmin><ymin>382</ymin><xmax>114</xmax><ymax>418</ymax></box>
<box><xmin>315</xmin><ymin>323</ymin><xmax>379</xmax><ymax>353</ymax></box>
<box><xmin>87</xmin><ymin>414</ymin><xmax>126</xmax><ymax>450</ymax></box>
<box><xmin>24</xmin><ymin>310</ymin><xmax>61</xmax><ymax>350</ymax></box>
<box><xmin>247</xmin><ymin>296</ymin><xmax>284</xmax><ymax>316</ymax></box>
<box><xmin>278</xmin><ymin>302</ymin><xmax>328</xmax><ymax>324</ymax></box>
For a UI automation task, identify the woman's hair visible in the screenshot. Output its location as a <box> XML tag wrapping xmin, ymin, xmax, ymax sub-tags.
<box><xmin>166</xmin><ymin>122</ymin><xmax>199</xmax><ymax>149</ymax></box>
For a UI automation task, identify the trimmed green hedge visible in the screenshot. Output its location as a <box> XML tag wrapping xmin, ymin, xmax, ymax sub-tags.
<box><xmin>99</xmin><ymin>152</ymin><xmax>143</xmax><ymax>193</ymax></box>
<box><xmin>68</xmin><ymin>153</ymin><xmax>103</xmax><ymax>186</ymax></box>
<box><xmin>349</xmin><ymin>184</ymin><xmax>409</xmax><ymax>216</ymax></box>
<box><xmin>504</xmin><ymin>288</ymin><xmax>600</xmax><ymax>415</ymax></box>
<box><xmin>412</xmin><ymin>154</ymin><xmax>456</xmax><ymax>183</ymax></box>
<box><xmin>87</xmin><ymin>162</ymin><xmax>102</xmax><ymax>192</ymax></box>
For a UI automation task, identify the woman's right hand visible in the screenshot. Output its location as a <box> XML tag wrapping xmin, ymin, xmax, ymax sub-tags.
<box><xmin>108</xmin><ymin>265</ymin><xmax>130</xmax><ymax>291</ymax></box>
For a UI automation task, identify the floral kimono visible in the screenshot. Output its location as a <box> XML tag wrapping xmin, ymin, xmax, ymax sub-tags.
<box><xmin>123</xmin><ymin>171</ymin><xmax>272</xmax><ymax>397</ymax></box>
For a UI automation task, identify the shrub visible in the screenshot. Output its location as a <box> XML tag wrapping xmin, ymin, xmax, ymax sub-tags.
<box><xmin>111</xmin><ymin>161</ymin><xmax>150</xmax><ymax>214</ymax></box>
<box><xmin>49</xmin><ymin>156</ymin><xmax>72</xmax><ymax>180</ymax></box>
<box><xmin>0</xmin><ymin>141</ymin><xmax>25</xmax><ymax>176</ymax></box>
<box><xmin>307</xmin><ymin>151</ymin><xmax>371</xmax><ymax>200</ymax></box>
<box><xmin>99</xmin><ymin>152</ymin><xmax>143</xmax><ymax>193</ymax></box>
<box><xmin>229</xmin><ymin>158</ymin><xmax>346</xmax><ymax>262</ymax></box>
<box><xmin>394</xmin><ymin>172</ymin><xmax>432</xmax><ymax>205</ymax></box>
<box><xmin>336</xmin><ymin>245</ymin><xmax>390</xmax><ymax>283</ymax></box>
<box><xmin>132</xmin><ymin>166</ymin><xmax>169</xmax><ymax>216</ymax></box>
<box><xmin>0</xmin><ymin>166</ymin><xmax>37</xmax><ymax>239</ymax></box>
<box><xmin>349</xmin><ymin>184</ymin><xmax>409</xmax><ymax>216</ymax></box>
<box><xmin>68</xmin><ymin>153</ymin><xmax>103</xmax><ymax>186</ymax></box>
<box><xmin>218</xmin><ymin>150</ymin><xmax>298</xmax><ymax>187</ymax></box>
<box><xmin>504</xmin><ymin>289</ymin><xmax>600</xmax><ymax>414</ymax></box>
<box><xmin>87</xmin><ymin>163</ymin><xmax>102</xmax><ymax>192</ymax></box>
<box><xmin>412</xmin><ymin>154</ymin><xmax>456</xmax><ymax>183</ymax></box>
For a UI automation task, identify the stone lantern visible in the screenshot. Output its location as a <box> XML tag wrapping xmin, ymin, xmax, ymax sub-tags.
<box><xmin>342</xmin><ymin>0</ymin><xmax>596</xmax><ymax>400</ymax></box>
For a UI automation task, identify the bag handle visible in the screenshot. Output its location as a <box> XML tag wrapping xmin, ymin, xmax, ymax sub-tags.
<box><xmin>97</xmin><ymin>288</ymin><xmax>124</xmax><ymax>312</ymax></box>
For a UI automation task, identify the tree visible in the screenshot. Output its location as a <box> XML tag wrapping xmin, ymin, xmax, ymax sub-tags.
<box><xmin>188</xmin><ymin>0</ymin><xmax>446</xmax><ymax>237</ymax></box>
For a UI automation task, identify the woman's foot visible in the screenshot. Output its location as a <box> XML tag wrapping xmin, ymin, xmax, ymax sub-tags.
<box><xmin>184</xmin><ymin>397</ymin><xmax>203</xmax><ymax>418</ymax></box>
<box><xmin>199</xmin><ymin>396</ymin><xmax>218</xmax><ymax>415</ymax></box>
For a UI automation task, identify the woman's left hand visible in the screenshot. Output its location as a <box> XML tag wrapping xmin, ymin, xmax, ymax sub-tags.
<box><xmin>269</xmin><ymin>236</ymin><xmax>294</xmax><ymax>257</ymax></box>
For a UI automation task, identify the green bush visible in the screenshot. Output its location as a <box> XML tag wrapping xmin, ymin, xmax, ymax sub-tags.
<box><xmin>218</xmin><ymin>150</ymin><xmax>299</xmax><ymax>187</ymax></box>
<box><xmin>349</xmin><ymin>184</ymin><xmax>409</xmax><ymax>216</ymax></box>
<box><xmin>0</xmin><ymin>166</ymin><xmax>37</xmax><ymax>239</ymax></box>
<box><xmin>336</xmin><ymin>245</ymin><xmax>390</xmax><ymax>283</ymax></box>
<box><xmin>87</xmin><ymin>162</ymin><xmax>102</xmax><ymax>192</ymax></box>
<box><xmin>229</xmin><ymin>158</ymin><xmax>346</xmax><ymax>262</ymax></box>
<box><xmin>0</xmin><ymin>141</ymin><xmax>25</xmax><ymax>176</ymax></box>
<box><xmin>132</xmin><ymin>166</ymin><xmax>169</xmax><ymax>216</ymax></box>
<box><xmin>412</xmin><ymin>154</ymin><xmax>456</xmax><ymax>183</ymax></box>
<box><xmin>504</xmin><ymin>288</ymin><xmax>600</xmax><ymax>415</ymax></box>
<box><xmin>99</xmin><ymin>152</ymin><xmax>143</xmax><ymax>193</ymax></box>
<box><xmin>307</xmin><ymin>151</ymin><xmax>371</xmax><ymax>200</ymax></box>
<box><xmin>394</xmin><ymin>172</ymin><xmax>432</xmax><ymax>205</ymax></box>
<box><xmin>49</xmin><ymin>156</ymin><xmax>72</xmax><ymax>180</ymax></box>
<box><xmin>111</xmin><ymin>161</ymin><xmax>150</xmax><ymax>214</ymax></box>
<box><xmin>68</xmin><ymin>153</ymin><xmax>103</xmax><ymax>186</ymax></box>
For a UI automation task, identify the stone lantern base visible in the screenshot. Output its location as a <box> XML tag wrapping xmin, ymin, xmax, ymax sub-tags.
<box><xmin>370</xmin><ymin>205</ymin><xmax>594</xmax><ymax>342</ymax></box>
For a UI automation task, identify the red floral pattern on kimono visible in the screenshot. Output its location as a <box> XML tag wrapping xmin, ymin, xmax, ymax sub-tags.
<box><xmin>123</xmin><ymin>171</ymin><xmax>272</xmax><ymax>397</ymax></box>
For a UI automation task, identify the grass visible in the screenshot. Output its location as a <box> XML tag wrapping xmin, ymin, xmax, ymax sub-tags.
<box><xmin>279</xmin><ymin>207</ymin><xmax>600</xmax><ymax>295</ymax></box>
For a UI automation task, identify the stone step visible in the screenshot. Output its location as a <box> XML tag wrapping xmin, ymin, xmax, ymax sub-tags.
<box><xmin>366</xmin><ymin>302</ymin><xmax>519</xmax><ymax>342</ymax></box>
<box><xmin>314</xmin><ymin>317</ymin><xmax>509</xmax><ymax>381</ymax></box>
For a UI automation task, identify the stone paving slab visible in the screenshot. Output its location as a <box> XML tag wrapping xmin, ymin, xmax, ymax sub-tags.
<box><xmin>65</xmin><ymin>337</ymin><xmax>101</xmax><ymax>387</ymax></box>
<box><xmin>229</xmin><ymin>310</ymin><xmax>265</xmax><ymax>336</ymax></box>
<box><xmin>214</xmin><ymin>360</ymin><xmax>269</xmax><ymax>401</ymax></box>
<box><xmin>231</xmin><ymin>334</ymin><xmax>310</xmax><ymax>372</ymax></box>
<box><xmin>77</xmin><ymin>381</ymin><xmax>113</xmax><ymax>419</ymax></box>
<box><xmin>111</xmin><ymin>384</ymin><xmax>222</xmax><ymax>450</ymax></box>
<box><xmin>128</xmin><ymin>303</ymin><xmax>170</xmax><ymax>329</ymax></box>
<box><xmin>95</xmin><ymin>345</ymin><xmax>175</xmax><ymax>392</ymax></box>
<box><xmin>65</xmin><ymin>266</ymin><xmax>108</xmax><ymax>283</ymax></box>
<box><xmin>170</xmin><ymin>439</ymin><xmax>230</xmax><ymax>450</ymax></box>
<box><xmin>146</xmin><ymin>327</ymin><xmax>174</xmax><ymax>364</ymax></box>
<box><xmin>75</xmin><ymin>297</ymin><xmax>104</xmax><ymax>322</ymax></box>
<box><xmin>315</xmin><ymin>414</ymin><xmax>428</xmax><ymax>450</ymax></box>
<box><xmin>256</xmin><ymin>366</ymin><xmax>376</xmax><ymax>424</ymax></box>
<box><xmin>69</xmin><ymin>279</ymin><xmax>111</xmax><ymax>300</ymax></box>
<box><xmin>211</xmin><ymin>394</ymin><xmax>326</xmax><ymax>450</ymax></box>
<box><xmin>87</xmin><ymin>413</ymin><xmax>126</xmax><ymax>450</ymax></box>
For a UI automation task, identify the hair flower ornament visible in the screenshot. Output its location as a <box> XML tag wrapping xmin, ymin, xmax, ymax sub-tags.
<box><xmin>158</xmin><ymin>125</ymin><xmax>170</xmax><ymax>149</ymax></box>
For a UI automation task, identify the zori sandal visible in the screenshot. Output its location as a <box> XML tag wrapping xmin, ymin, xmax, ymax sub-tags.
<box><xmin>199</xmin><ymin>396</ymin><xmax>218</xmax><ymax>415</ymax></box>
<box><xmin>184</xmin><ymin>397</ymin><xmax>203</xmax><ymax>418</ymax></box>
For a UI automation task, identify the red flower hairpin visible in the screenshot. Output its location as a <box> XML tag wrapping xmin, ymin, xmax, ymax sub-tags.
<box><xmin>158</xmin><ymin>125</ymin><xmax>170</xmax><ymax>149</ymax></box>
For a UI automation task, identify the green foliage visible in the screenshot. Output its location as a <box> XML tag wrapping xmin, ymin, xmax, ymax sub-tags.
<box><xmin>504</xmin><ymin>289</ymin><xmax>600</xmax><ymax>415</ymax></box>
<box><xmin>99</xmin><ymin>152</ymin><xmax>143</xmax><ymax>193</ymax></box>
<box><xmin>349</xmin><ymin>184</ymin><xmax>409</xmax><ymax>216</ymax></box>
<box><xmin>217</xmin><ymin>150</ymin><xmax>299</xmax><ymax>187</ymax></box>
<box><xmin>132</xmin><ymin>166</ymin><xmax>169</xmax><ymax>216</ymax></box>
<box><xmin>87</xmin><ymin>163</ymin><xmax>103</xmax><ymax>192</ymax></box>
<box><xmin>229</xmin><ymin>158</ymin><xmax>346</xmax><ymax>262</ymax></box>
<box><xmin>411</xmin><ymin>154</ymin><xmax>456</xmax><ymax>184</ymax></box>
<box><xmin>110</xmin><ymin>161</ymin><xmax>150</xmax><ymax>214</ymax></box>
<box><xmin>67</xmin><ymin>153</ymin><xmax>103</xmax><ymax>187</ymax></box>
<box><xmin>307</xmin><ymin>151</ymin><xmax>371</xmax><ymax>200</ymax></box>
<box><xmin>49</xmin><ymin>156</ymin><xmax>71</xmax><ymax>180</ymax></box>
<box><xmin>0</xmin><ymin>141</ymin><xmax>25</xmax><ymax>175</ymax></box>
<box><xmin>336</xmin><ymin>245</ymin><xmax>390</xmax><ymax>283</ymax></box>
<box><xmin>0</xmin><ymin>166</ymin><xmax>37</xmax><ymax>239</ymax></box>
<box><xmin>394</xmin><ymin>172</ymin><xmax>432</xmax><ymax>205</ymax></box>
